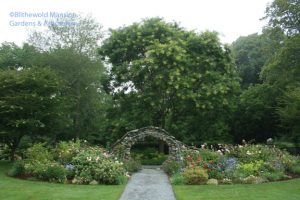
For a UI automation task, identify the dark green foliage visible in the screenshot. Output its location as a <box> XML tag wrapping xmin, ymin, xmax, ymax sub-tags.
<box><xmin>0</xmin><ymin>42</ymin><xmax>41</xmax><ymax>69</ymax></box>
<box><xmin>7</xmin><ymin>160</ymin><xmax>25</xmax><ymax>177</ymax></box>
<box><xmin>41</xmin><ymin>165</ymin><xmax>66</xmax><ymax>183</ymax></box>
<box><xmin>262</xmin><ymin>171</ymin><xmax>286</xmax><ymax>181</ymax></box>
<box><xmin>0</xmin><ymin>67</ymin><xmax>66</xmax><ymax>160</ymax></box>
<box><xmin>231</xmin><ymin>33</ymin><xmax>267</xmax><ymax>88</ymax></box>
<box><xmin>26</xmin><ymin>16</ymin><xmax>109</xmax><ymax>143</ymax></box>
<box><xmin>233</xmin><ymin>84</ymin><xmax>281</xmax><ymax>142</ymax></box>
<box><xmin>132</xmin><ymin>148</ymin><xmax>168</xmax><ymax>165</ymax></box>
<box><xmin>291</xmin><ymin>165</ymin><xmax>300</xmax><ymax>175</ymax></box>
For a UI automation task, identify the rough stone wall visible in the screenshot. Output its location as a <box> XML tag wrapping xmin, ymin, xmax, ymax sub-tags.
<box><xmin>112</xmin><ymin>126</ymin><xmax>186</xmax><ymax>164</ymax></box>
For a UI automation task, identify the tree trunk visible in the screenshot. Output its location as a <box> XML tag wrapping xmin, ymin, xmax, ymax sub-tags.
<box><xmin>75</xmin><ymin>81</ymin><xmax>81</xmax><ymax>139</ymax></box>
<box><xmin>9</xmin><ymin>137</ymin><xmax>21</xmax><ymax>162</ymax></box>
<box><xmin>10</xmin><ymin>146</ymin><xmax>16</xmax><ymax>162</ymax></box>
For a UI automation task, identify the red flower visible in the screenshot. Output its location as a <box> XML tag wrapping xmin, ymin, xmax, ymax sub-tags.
<box><xmin>186</xmin><ymin>155</ymin><xmax>193</xmax><ymax>161</ymax></box>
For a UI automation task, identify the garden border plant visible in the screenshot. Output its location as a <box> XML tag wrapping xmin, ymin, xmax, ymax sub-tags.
<box><xmin>8</xmin><ymin>140</ymin><xmax>128</xmax><ymax>185</ymax></box>
<box><xmin>165</xmin><ymin>143</ymin><xmax>300</xmax><ymax>185</ymax></box>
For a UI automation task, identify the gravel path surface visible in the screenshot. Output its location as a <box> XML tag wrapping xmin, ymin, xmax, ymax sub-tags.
<box><xmin>119</xmin><ymin>166</ymin><xmax>176</xmax><ymax>200</ymax></box>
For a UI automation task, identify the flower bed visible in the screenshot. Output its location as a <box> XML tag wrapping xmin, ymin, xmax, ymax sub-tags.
<box><xmin>8</xmin><ymin>141</ymin><xmax>128</xmax><ymax>185</ymax></box>
<box><xmin>165</xmin><ymin>144</ymin><xmax>300</xmax><ymax>185</ymax></box>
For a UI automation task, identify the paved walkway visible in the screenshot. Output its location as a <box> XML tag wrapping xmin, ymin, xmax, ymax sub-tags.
<box><xmin>119</xmin><ymin>166</ymin><xmax>176</xmax><ymax>200</ymax></box>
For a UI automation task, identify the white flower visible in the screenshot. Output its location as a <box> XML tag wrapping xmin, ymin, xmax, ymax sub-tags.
<box><xmin>103</xmin><ymin>152</ymin><xmax>109</xmax><ymax>158</ymax></box>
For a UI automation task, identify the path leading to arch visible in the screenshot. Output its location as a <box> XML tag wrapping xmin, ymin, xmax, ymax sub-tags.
<box><xmin>119</xmin><ymin>166</ymin><xmax>176</xmax><ymax>200</ymax></box>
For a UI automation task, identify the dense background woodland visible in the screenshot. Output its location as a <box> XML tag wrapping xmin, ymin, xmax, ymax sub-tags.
<box><xmin>0</xmin><ymin>0</ymin><xmax>299</xmax><ymax>160</ymax></box>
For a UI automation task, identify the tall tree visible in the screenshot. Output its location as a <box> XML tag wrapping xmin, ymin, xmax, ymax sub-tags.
<box><xmin>99</xmin><ymin>18</ymin><xmax>240</xmax><ymax>143</ymax></box>
<box><xmin>233</xmin><ymin>83</ymin><xmax>281</xmax><ymax>142</ymax></box>
<box><xmin>0</xmin><ymin>67</ymin><xmax>65</xmax><ymax>160</ymax></box>
<box><xmin>28</xmin><ymin>15</ymin><xmax>102</xmax><ymax>57</ymax></box>
<box><xmin>231</xmin><ymin>34</ymin><xmax>267</xmax><ymax>88</ymax></box>
<box><xmin>231</xmin><ymin>29</ymin><xmax>286</xmax><ymax>89</ymax></box>
<box><xmin>277</xmin><ymin>86</ymin><xmax>300</xmax><ymax>142</ymax></box>
<box><xmin>262</xmin><ymin>34</ymin><xmax>300</xmax><ymax>142</ymax></box>
<box><xmin>0</xmin><ymin>42</ymin><xmax>41</xmax><ymax>69</ymax></box>
<box><xmin>263</xmin><ymin>0</ymin><xmax>300</xmax><ymax>36</ymax></box>
<box><xmin>28</xmin><ymin>16</ymin><xmax>107</xmax><ymax>140</ymax></box>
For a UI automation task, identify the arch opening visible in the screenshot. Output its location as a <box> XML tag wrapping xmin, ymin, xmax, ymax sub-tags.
<box><xmin>131</xmin><ymin>136</ymin><xmax>169</xmax><ymax>165</ymax></box>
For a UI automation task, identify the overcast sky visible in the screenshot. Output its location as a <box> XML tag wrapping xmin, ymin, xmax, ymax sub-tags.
<box><xmin>0</xmin><ymin>0</ymin><xmax>271</xmax><ymax>45</ymax></box>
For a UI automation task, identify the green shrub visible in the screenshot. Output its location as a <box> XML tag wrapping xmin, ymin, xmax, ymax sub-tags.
<box><xmin>280</xmin><ymin>152</ymin><xmax>298</xmax><ymax>172</ymax></box>
<box><xmin>71</xmin><ymin>146</ymin><xmax>125</xmax><ymax>185</ymax></box>
<box><xmin>170</xmin><ymin>173</ymin><xmax>186</xmax><ymax>185</ymax></box>
<box><xmin>291</xmin><ymin>165</ymin><xmax>300</xmax><ymax>174</ymax></box>
<box><xmin>238</xmin><ymin>160</ymin><xmax>264</xmax><ymax>176</ymax></box>
<box><xmin>24</xmin><ymin>160</ymin><xmax>67</xmax><ymax>182</ymax></box>
<box><xmin>26</xmin><ymin>143</ymin><xmax>53</xmax><ymax>163</ymax></box>
<box><xmin>0</xmin><ymin>144</ymin><xmax>10</xmax><ymax>160</ymax></box>
<box><xmin>207</xmin><ymin>167</ymin><xmax>225</xmax><ymax>180</ymax></box>
<box><xmin>116</xmin><ymin>174</ymin><xmax>128</xmax><ymax>185</ymax></box>
<box><xmin>74</xmin><ymin>168</ymin><xmax>93</xmax><ymax>184</ymax></box>
<box><xmin>55</xmin><ymin>140</ymin><xmax>81</xmax><ymax>164</ymax></box>
<box><xmin>124</xmin><ymin>159</ymin><xmax>141</xmax><ymax>173</ymax></box>
<box><xmin>182</xmin><ymin>167</ymin><xmax>208</xmax><ymax>185</ymax></box>
<box><xmin>93</xmin><ymin>160</ymin><xmax>125</xmax><ymax>184</ymax></box>
<box><xmin>8</xmin><ymin>160</ymin><xmax>25</xmax><ymax>177</ymax></box>
<box><xmin>24</xmin><ymin>160</ymin><xmax>51</xmax><ymax>177</ymax></box>
<box><xmin>262</xmin><ymin>171</ymin><xmax>286</xmax><ymax>181</ymax></box>
<box><xmin>161</xmin><ymin>160</ymin><xmax>181</xmax><ymax>175</ymax></box>
<box><xmin>41</xmin><ymin>165</ymin><xmax>66</xmax><ymax>183</ymax></box>
<box><xmin>199</xmin><ymin>149</ymin><xmax>221</xmax><ymax>162</ymax></box>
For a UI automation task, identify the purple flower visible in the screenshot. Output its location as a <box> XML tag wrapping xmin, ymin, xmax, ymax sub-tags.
<box><xmin>64</xmin><ymin>163</ymin><xmax>74</xmax><ymax>170</ymax></box>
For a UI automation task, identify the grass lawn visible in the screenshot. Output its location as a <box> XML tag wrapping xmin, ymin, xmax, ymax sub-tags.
<box><xmin>0</xmin><ymin>161</ymin><xmax>125</xmax><ymax>200</ymax></box>
<box><xmin>173</xmin><ymin>179</ymin><xmax>300</xmax><ymax>200</ymax></box>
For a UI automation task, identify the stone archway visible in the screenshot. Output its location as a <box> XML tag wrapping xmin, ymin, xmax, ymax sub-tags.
<box><xmin>112</xmin><ymin>126</ymin><xmax>186</xmax><ymax>163</ymax></box>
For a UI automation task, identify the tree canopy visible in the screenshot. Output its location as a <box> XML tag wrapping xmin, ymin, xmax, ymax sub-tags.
<box><xmin>263</xmin><ymin>0</ymin><xmax>300</xmax><ymax>36</ymax></box>
<box><xmin>99</xmin><ymin>18</ymin><xmax>240</xmax><ymax>143</ymax></box>
<box><xmin>0</xmin><ymin>67</ymin><xmax>65</xmax><ymax>160</ymax></box>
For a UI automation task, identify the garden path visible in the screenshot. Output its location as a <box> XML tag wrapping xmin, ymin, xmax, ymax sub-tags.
<box><xmin>119</xmin><ymin>166</ymin><xmax>176</xmax><ymax>200</ymax></box>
